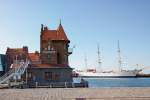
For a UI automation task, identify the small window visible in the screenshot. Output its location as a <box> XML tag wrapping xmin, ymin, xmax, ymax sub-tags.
<box><xmin>45</xmin><ymin>72</ymin><xmax>52</xmax><ymax>80</ymax></box>
<box><xmin>54</xmin><ymin>73</ymin><xmax>60</xmax><ymax>80</ymax></box>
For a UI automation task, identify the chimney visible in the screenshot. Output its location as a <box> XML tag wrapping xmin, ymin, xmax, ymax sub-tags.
<box><xmin>41</xmin><ymin>24</ymin><xmax>44</xmax><ymax>32</ymax></box>
<box><xmin>23</xmin><ymin>46</ymin><xmax>28</xmax><ymax>53</ymax></box>
<box><xmin>44</xmin><ymin>26</ymin><xmax>48</xmax><ymax>31</ymax></box>
<box><xmin>35</xmin><ymin>51</ymin><xmax>39</xmax><ymax>56</ymax></box>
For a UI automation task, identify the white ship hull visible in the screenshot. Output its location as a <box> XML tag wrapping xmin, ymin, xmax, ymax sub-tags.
<box><xmin>77</xmin><ymin>70</ymin><xmax>141</xmax><ymax>78</ymax></box>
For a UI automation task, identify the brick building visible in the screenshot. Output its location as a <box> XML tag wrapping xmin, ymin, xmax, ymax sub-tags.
<box><xmin>5</xmin><ymin>46</ymin><xmax>28</xmax><ymax>71</ymax></box>
<box><xmin>27</xmin><ymin>23</ymin><xmax>72</xmax><ymax>85</ymax></box>
<box><xmin>5</xmin><ymin>22</ymin><xmax>73</xmax><ymax>86</ymax></box>
<box><xmin>40</xmin><ymin>23</ymin><xmax>71</xmax><ymax>65</ymax></box>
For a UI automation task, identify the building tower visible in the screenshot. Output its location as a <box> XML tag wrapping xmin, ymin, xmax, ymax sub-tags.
<box><xmin>40</xmin><ymin>22</ymin><xmax>72</xmax><ymax>65</ymax></box>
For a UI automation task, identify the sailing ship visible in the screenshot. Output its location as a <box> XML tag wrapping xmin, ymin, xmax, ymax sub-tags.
<box><xmin>76</xmin><ymin>41</ymin><xmax>142</xmax><ymax>78</ymax></box>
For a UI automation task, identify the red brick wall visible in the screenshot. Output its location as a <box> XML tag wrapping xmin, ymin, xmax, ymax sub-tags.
<box><xmin>40</xmin><ymin>30</ymin><xmax>70</xmax><ymax>65</ymax></box>
<box><xmin>6</xmin><ymin>46</ymin><xmax>28</xmax><ymax>71</ymax></box>
<box><xmin>40</xmin><ymin>40</ymin><xmax>69</xmax><ymax>65</ymax></box>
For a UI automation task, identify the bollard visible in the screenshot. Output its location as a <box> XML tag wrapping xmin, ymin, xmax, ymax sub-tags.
<box><xmin>65</xmin><ymin>82</ymin><xmax>67</xmax><ymax>88</ymax></box>
<box><xmin>35</xmin><ymin>82</ymin><xmax>38</xmax><ymax>88</ymax></box>
<box><xmin>72</xmin><ymin>82</ymin><xmax>75</xmax><ymax>88</ymax></box>
<box><xmin>49</xmin><ymin>84</ymin><xmax>52</xmax><ymax>88</ymax></box>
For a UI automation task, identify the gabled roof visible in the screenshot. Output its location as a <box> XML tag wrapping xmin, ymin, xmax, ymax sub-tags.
<box><xmin>6</xmin><ymin>46</ymin><xmax>28</xmax><ymax>54</ymax></box>
<box><xmin>41</xmin><ymin>23</ymin><xmax>69</xmax><ymax>41</ymax></box>
<box><xmin>6</xmin><ymin>48</ymin><xmax>24</xmax><ymax>53</ymax></box>
<box><xmin>28</xmin><ymin>53</ymin><xmax>40</xmax><ymax>62</ymax></box>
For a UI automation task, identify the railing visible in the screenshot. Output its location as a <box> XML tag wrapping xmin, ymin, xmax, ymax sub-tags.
<box><xmin>0</xmin><ymin>60</ymin><xmax>29</xmax><ymax>85</ymax></box>
<box><xmin>16</xmin><ymin>61</ymin><xmax>29</xmax><ymax>74</ymax></box>
<box><xmin>0</xmin><ymin>69</ymin><xmax>15</xmax><ymax>84</ymax></box>
<box><xmin>27</xmin><ymin>81</ymin><xmax>88</xmax><ymax>88</ymax></box>
<box><xmin>68</xmin><ymin>48</ymin><xmax>73</xmax><ymax>54</ymax></box>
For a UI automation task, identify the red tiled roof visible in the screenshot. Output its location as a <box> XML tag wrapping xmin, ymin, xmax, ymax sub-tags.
<box><xmin>7</xmin><ymin>48</ymin><xmax>24</xmax><ymax>53</ymax></box>
<box><xmin>6</xmin><ymin>46</ymin><xmax>28</xmax><ymax>54</ymax></box>
<box><xmin>28</xmin><ymin>53</ymin><xmax>40</xmax><ymax>62</ymax></box>
<box><xmin>29</xmin><ymin>64</ymin><xmax>69</xmax><ymax>68</ymax></box>
<box><xmin>41</xmin><ymin>24</ymin><xmax>69</xmax><ymax>41</ymax></box>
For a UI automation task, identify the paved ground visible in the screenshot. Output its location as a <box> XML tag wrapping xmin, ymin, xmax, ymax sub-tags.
<box><xmin>0</xmin><ymin>88</ymin><xmax>150</xmax><ymax>100</ymax></box>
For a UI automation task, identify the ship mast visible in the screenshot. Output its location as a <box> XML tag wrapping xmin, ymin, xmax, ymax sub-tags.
<box><xmin>97</xmin><ymin>44</ymin><xmax>102</xmax><ymax>72</ymax></box>
<box><xmin>117</xmin><ymin>40</ymin><xmax>122</xmax><ymax>72</ymax></box>
<box><xmin>84</xmin><ymin>53</ymin><xmax>88</xmax><ymax>71</ymax></box>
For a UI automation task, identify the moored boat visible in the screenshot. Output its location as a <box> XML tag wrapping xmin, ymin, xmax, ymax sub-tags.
<box><xmin>76</xmin><ymin>41</ymin><xmax>142</xmax><ymax>78</ymax></box>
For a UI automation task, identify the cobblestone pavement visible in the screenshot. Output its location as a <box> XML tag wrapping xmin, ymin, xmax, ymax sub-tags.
<box><xmin>0</xmin><ymin>88</ymin><xmax>150</xmax><ymax>100</ymax></box>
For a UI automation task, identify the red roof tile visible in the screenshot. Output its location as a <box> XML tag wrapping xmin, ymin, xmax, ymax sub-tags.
<box><xmin>6</xmin><ymin>46</ymin><xmax>28</xmax><ymax>54</ymax></box>
<box><xmin>41</xmin><ymin>24</ymin><xmax>69</xmax><ymax>41</ymax></box>
<box><xmin>7</xmin><ymin>48</ymin><xmax>24</xmax><ymax>54</ymax></box>
<box><xmin>28</xmin><ymin>53</ymin><xmax>40</xmax><ymax>62</ymax></box>
<box><xmin>29</xmin><ymin>64</ymin><xmax>69</xmax><ymax>68</ymax></box>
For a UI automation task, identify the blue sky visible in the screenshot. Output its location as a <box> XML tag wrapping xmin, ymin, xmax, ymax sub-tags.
<box><xmin>0</xmin><ymin>0</ymin><xmax>150</xmax><ymax>72</ymax></box>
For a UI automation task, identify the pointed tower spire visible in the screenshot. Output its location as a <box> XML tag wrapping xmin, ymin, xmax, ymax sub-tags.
<box><xmin>59</xmin><ymin>19</ymin><xmax>61</xmax><ymax>25</ymax></box>
<box><xmin>57</xmin><ymin>18</ymin><xmax>62</xmax><ymax>28</ymax></box>
<box><xmin>58</xmin><ymin>19</ymin><xmax>63</xmax><ymax>30</ymax></box>
<box><xmin>56</xmin><ymin>20</ymin><xmax>69</xmax><ymax>41</ymax></box>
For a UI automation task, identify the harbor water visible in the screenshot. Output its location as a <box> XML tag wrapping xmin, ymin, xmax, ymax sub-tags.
<box><xmin>73</xmin><ymin>78</ymin><xmax>150</xmax><ymax>88</ymax></box>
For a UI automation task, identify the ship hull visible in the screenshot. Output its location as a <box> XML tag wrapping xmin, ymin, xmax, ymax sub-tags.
<box><xmin>78</xmin><ymin>76</ymin><xmax>137</xmax><ymax>78</ymax></box>
<box><xmin>77</xmin><ymin>70</ymin><xmax>140</xmax><ymax>78</ymax></box>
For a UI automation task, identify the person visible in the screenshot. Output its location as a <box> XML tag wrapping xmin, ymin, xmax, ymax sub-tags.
<box><xmin>80</xmin><ymin>78</ymin><xmax>88</xmax><ymax>87</ymax></box>
<box><xmin>80</xmin><ymin>78</ymin><xmax>85</xmax><ymax>83</ymax></box>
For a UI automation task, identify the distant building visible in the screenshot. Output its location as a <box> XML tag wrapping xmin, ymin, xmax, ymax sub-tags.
<box><xmin>0</xmin><ymin>54</ymin><xmax>6</xmax><ymax>76</ymax></box>
<box><xmin>5</xmin><ymin>22</ymin><xmax>73</xmax><ymax>86</ymax></box>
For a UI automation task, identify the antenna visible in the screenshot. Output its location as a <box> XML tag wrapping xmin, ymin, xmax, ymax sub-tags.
<box><xmin>118</xmin><ymin>40</ymin><xmax>122</xmax><ymax>71</ymax></box>
<box><xmin>97</xmin><ymin>43</ymin><xmax>102</xmax><ymax>72</ymax></box>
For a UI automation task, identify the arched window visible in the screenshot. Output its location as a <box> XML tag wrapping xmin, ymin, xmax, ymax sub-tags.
<box><xmin>48</xmin><ymin>45</ymin><xmax>51</xmax><ymax>51</ymax></box>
